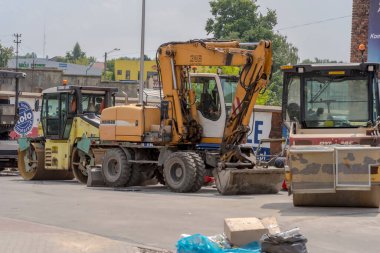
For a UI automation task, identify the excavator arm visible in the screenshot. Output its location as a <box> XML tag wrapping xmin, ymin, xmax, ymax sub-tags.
<box><xmin>157</xmin><ymin>40</ymin><xmax>273</xmax><ymax>146</ymax></box>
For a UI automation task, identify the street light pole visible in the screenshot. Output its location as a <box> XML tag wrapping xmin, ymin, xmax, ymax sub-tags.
<box><xmin>138</xmin><ymin>0</ymin><xmax>146</xmax><ymax>105</ymax></box>
<box><xmin>103</xmin><ymin>48</ymin><xmax>120</xmax><ymax>80</ymax></box>
<box><xmin>86</xmin><ymin>61</ymin><xmax>96</xmax><ymax>85</ymax></box>
<box><xmin>103</xmin><ymin>52</ymin><xmax>107</xmax><ymax>79</ymax></box>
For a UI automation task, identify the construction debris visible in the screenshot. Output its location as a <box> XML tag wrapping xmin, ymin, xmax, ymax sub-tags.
<box><xmin>261</xmin><ymin>228</ymin><xmax>308</xmax><ymax>253</ymax></box>
<box><xmin>176</xmin><ymin>216</ymin><xmax>303</xmax><ymax>253</ymax></box>
<box><xmin>224</xmin><ymin>217</ymin><xmax>280</xmax><ymax>247</ymax></box>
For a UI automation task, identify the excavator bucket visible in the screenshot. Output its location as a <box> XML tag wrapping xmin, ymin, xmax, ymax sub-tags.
<box><xmin>213</xmin><ymin>167</ymin><xmax>284</xmax><ymax>195</ymax></box>
<box><xmin>18</xmin><ymin>143</ymin><xmax>74</xmax><ymax>181</ymax></box>
<box><xmin>289</xmin><ymin>146</ymin><xmax>380</xmax><ymax>207</ymax></box>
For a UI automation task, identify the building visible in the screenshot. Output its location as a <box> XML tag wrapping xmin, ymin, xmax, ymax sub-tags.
<box><xmin>114</xmin><ymin>59</ymin><xmax>158</xmax><ymax>82</ymax></box>
<box><xmin>351</xmin><ymin>0</ymin><xmax>380</xmax><ymax>63</ymax></box>
<box><xmin>7</xmin><ymin>58</ymin><xmax>103</xmax><ymax>76</ymax></box>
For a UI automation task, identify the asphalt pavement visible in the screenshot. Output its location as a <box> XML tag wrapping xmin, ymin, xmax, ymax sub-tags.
<box><xmin>1</xmin><ymin>173</ymin><xmax>379</xmax><ymax>253</ymax></box>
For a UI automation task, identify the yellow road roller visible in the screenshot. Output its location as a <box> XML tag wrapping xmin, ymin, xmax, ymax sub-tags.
<box><xmin>18</xmin><ymin>85</ymin><xmax>117</xmax><ymax>183</ymax></box>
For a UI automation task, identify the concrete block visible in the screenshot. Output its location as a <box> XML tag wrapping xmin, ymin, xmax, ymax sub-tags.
<box><xmin>261</xmin><ymin>216</ymin><xmax>281</xmax><ymax>234</ymax></box>
<box><xmin>224</xmin><ymin>217</ymin><xmax>269</xmax><ymax>246</ymax></box>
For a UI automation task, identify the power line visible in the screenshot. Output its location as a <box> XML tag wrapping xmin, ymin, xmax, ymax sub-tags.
<box><xmin>277</xmin><ymin>15</ymin><xmax>351</xmax><ymax>31</ymax></box>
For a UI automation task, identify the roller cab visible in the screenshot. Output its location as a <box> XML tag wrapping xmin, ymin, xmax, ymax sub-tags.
<box><xmin>282</xmin><ymin>63</ymin><xmax>380</xmax><ymax>207</ymax></box>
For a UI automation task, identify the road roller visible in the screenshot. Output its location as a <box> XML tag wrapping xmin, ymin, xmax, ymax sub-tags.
<box><xmin>18</xmin><ymin>84</ymin><xmax>117</xmax><ymax>183</ymax></box>
<box><xmin>282</xmin><ymin>63</ymin><xmax>380</xmax><ymax>207</ymax></box>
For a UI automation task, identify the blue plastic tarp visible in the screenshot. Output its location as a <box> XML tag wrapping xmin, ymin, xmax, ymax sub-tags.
<box><xmin>176</xmin><ymin>234</ymin><xmax>261</xmax><ymax>253</ymax></box>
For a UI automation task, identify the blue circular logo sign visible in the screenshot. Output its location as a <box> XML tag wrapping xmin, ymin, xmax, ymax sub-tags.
<box><xmin>14</xmin><ymin>101</ymin><xmax>34</xmax><ymax>135</ymax></box>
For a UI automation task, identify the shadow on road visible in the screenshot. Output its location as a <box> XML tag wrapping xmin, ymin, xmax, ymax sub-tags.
<box><xmin>10</xmin><ymin>178</ymin><xmax>81</xmax><ymax>185</ymax></box>
<box><xmin>261</xmin><ymin>201</ymin><xmax>380</xmax><ymax>217</ymax></box>
<box><xmin>88</xmin><ymin>185</ymin><xmax>262</xmax><ymax>200</ymax></box>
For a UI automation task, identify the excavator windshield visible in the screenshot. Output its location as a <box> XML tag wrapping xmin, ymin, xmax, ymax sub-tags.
<box><xmin>283</xmin><ymin>64</ymin><xmax>379</xmax><ymax>128</ymax></box>
<box><xmin>191</xmin><ymin>76</ymin><xmax>222</xmax><ymax>121</ymax></box>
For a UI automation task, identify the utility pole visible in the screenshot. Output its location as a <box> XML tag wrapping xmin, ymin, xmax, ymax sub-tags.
<box><xmin>138</xmin><ymin>0</ymin><xmax>146</xmax><ymax>105</ymax></box>
<box><xmin>43</xmin><ymin>24</ymin><xmax>46</xmax><ymax>58</ymax></box>
<box><xmin>103</xmin><ymin>52</ymin><xmax>107</xmax><ymax>80</ymax></box>
<box><xmin>13</xmin><ymin>33</ymin><xmax>21</xmax><ymax>71</ymax></box>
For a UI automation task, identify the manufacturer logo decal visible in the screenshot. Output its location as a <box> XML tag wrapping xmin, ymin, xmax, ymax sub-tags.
<box><xmin>14</xmin><ymin>101</ymin><xmax>34</xmax><ymax>135</ymax></box>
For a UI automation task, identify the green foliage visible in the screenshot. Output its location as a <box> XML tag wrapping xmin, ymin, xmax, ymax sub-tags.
<box><xmin>22</xmin><ymin>52</ymin><xmax>37</xmax><ymax>59</ymax></box>
<box><xmin>196</xmin><ymin>66</ymin><xmax>240</xmax><ymax>75</ymax></box>
<box><xmin>66</xmin><ymin>42</ymin><xmax>85</xmax><ymax>62</ymax></box>
<box><xmin>60</xmin><ymin>42</ymin><xmax>96</xmax><ymax>66</ymax></box>
<box><xmin>206</xmin><ymin>0</ymin><xmax>299</xmax><ymax>106</ymax></box>
<box><xmin>0</xmin><ymin>43</ymin><xmax>14</xmax><ymax>67</ymax></box>
<box><xmin>103</xmin><ymin>70</ymin><xmax>114</xmax><ymax>81</ymax></box>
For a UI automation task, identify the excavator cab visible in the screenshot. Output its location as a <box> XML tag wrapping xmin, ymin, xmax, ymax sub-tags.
<box><xmin>190</xmin><ymin>73</ymin><xmax>226</xmax><ymax>139</ymax></box>
<box><xmin>282</xmin><ymin>63</ymin><xmax>380</xmax><ymax>207</ymax></box>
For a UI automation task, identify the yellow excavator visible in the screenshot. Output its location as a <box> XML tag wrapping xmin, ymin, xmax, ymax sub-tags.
<box><xmin>18</xmin><ymin>85</ymin><xmax>117</xmax><ymax>183</ymax></box>
<box><xmin>87</xmin><ymin>39</ymin><xmax>284</xmax><ymax>194</ymax></box>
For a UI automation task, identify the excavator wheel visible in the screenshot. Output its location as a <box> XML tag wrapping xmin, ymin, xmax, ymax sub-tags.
<box><xmin>18</xmin><ymin>144</ymin><xmax>74</xmax><ymax>180</ymax></box>
<box><xmin>154</xmin><ymin>169</ymin><xmax>165</xmax><ymax>185</ymax></box>
<box><xmin>163</xmin><ymin>152</ymin><xmax>198</xmax><ymax>193</ymax></box>
<box><xmin>71</xmin><ymin>147</ymin><xmax>89</xmax><ymax>184</ymax></box>
<box><xmin>126</xmin><ymin>164</ymin><xmax>144</xmax><ymax>186</ymax></box>
<box><xmin>187</xmin><ymin>152</ymin><xmax>206</xmax><ymax>192</ymax></box>
<box><xmin>101</xmin><ymin>148</ymin><xmax>132</xmax><ymax>187</ymax></box>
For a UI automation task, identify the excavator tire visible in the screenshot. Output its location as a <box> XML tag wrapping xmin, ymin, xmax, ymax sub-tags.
<box><xmin>18</xmin><ymin>144</ymin><xmax>74</xmax><ymax>180</ymax></box>
<box><xmin>163</xmin><ymin>152</ymin><xmax>197</xmax><ymax>193</ymax></box>
<box><xmin>188</xmin><ymin>152</ymin><xmax>205</xmax><ymax>192</ymax></box>
<box><xmin>154</xmin><ymin>169</ymin><xmax>165</xmax><ymax>185</ymax></box>
<box><xmin>293</xmin><ymin>187</ymin><xmax>380</xmax><ymax>208</ymax></box>
<box><xmin>71</xmin><ymin>147</ymin><xmax>88</xmax><ymax>184</ymax></box>
<box><xmin>126</xmin><ymin>164</ymin><xmax>144</xmax><ymax>187</ymax></box>
<box><xmin>101</xmin><ymin>148</ymin><xmax>132</xmax><ymax>187</ymax></box>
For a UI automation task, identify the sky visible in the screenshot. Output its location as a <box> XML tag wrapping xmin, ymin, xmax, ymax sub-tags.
<box><xmin>0</xmin><ymin>0</ymin><xmax>353</xmax><ymax>63</ymax></box>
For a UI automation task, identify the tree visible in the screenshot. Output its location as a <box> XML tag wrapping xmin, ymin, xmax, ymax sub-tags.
<box><xmin>63</xmin><ymin>42</ymin><xmax>95</xmax><ymax>66</ymax></box>
<box><xmin>206</xmin><ymin>0</ymin><xmax>299</xmax><ymax>106</ymax></box>
<box><xmin>66</xmin><ymin>42</ymin><xmax>85</xmax><ymax>62</ymax></box>
<box><xmin>22</xmin><ymin>52</ymin><xmax>37</xmax><ymax>59</ymax></box>
<box><xmin>0</xmin><ymin>43</ymin><xmax>14</xmax><ymax>67</ymax></box>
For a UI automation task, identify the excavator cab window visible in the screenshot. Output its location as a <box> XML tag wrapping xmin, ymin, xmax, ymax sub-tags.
<box><xmin>220</xmin><ymin>76</ymin><xmax>238</xmax><ymax>115</ymax></box>
<box><xmin>82</xmin><ymin>93</ymin><xmax>106</xmax><ymax>115</ymax></box>
<box><xmin>191</xmin><ymin>76</ymin><xmax>221</xmax><ymax>121</ymax></box>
